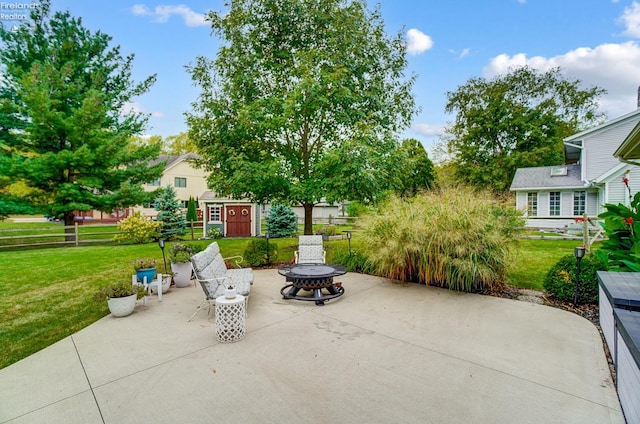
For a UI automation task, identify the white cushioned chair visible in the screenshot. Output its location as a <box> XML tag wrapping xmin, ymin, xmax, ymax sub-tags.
<box><xmin>188</xmin><ymin>242</ymin><xmax>253</xmax><ymax>321</ymax></box>
<box><xmin>294</xmin><ymin>235</ymin><xmax>326</xmax><ymax>264</ymax></box>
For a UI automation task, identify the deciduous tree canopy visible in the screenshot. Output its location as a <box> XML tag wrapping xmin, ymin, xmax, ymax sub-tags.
<box><xmin>443</xmin><ymin>66</ymin><xmax>605</xmax><ymax>193</ymax></box>
<box><xmin>397</xmin><ymin>138</ymin><xmax>436</xmax><ymax>197</ymax></box>
<box><xmin>186</xmin><ymin>0</ymin><xmax>417</xmax><ymax>234</ymax></box>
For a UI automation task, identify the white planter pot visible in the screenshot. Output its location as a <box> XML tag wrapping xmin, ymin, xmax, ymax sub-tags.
<box><xmin>150</xmin><ymin>275</ymin><xmax>171</xmax><ymax>294</ymax></box>
<box><xmin>171</xmin><ymin>262</ymin><xmax>193</xmax><ymax>287</ymax></box>
<box><xmin>107</xmin><ymin>294</ymin><xmax>137</xmax><ymax>317</ymax></box>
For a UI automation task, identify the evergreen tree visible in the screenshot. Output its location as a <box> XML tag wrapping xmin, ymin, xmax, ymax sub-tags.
<box><xmin>0</xmin><ymin>1</ymin><xmax>162</xmax><ymax>225</ymax></box>
<box><xmin>186</xmin><ymin>196</ymin><xmax>198</xmax><ymax>222</ymax></box>
<box><xmin>266</xmin><ymin>204</ymin><xmax>298</xmax><ymax>238</ymax></box>
<box><xmin>154</xmin><ymin>186</ymin><xmax>186</xmax><ymax>240</ymax></box>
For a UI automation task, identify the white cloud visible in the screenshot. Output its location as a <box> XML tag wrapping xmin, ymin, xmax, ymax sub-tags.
<box><xmin>131</xmin><ymin>4</ymin><xmax>208</xmax><ymax>27</ymax></box>
<box><xmin>620</xmin><ymin>1</ymin><xmax>640</xmax><ymax>37</ymax></box>
<box><xmin>406</xmin><ymin>28</ymin><xmax>433</xmax><ymax>55</ymax></box>
<box><xmin>483</xmin><ymin>41</ymin><xmax>640</xmax><ymax>118</ymax></box>
<box><xmin>448</xmin><ymin>48</ymin><xmax>470</xmax><ymax>59</ymax></box>
<box><xmin>411</xmin><ymin>122</ymin><xmax>444</xmax><ymax>137</ymax></box>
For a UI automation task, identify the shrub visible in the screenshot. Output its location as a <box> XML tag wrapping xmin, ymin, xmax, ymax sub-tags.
<box><xmin>543</xmin><ymin>253</ymin><xmax>608</xmax><ymax>304</ymax></box>
<box><xmin>358</xmin><ymin>188</ymin><xmax>524</xmax><ymax>292</ymax></box>
<box><xmin>315</xmin><ymin>225</ymin><xmax>337</xmax><ymax>236</ymax></box>
<box><xmin>243</xmin><ymin>238</ymin><xmax>278</xmax><ymax>267</ymax></box>
<box><xmin>266</xmin><ymin>204</ymin><xmax>298</xmax><ymax>238</ymax></box>
<box><xmin>346</xmin><ymin>201</ymin><xmax>369</xmax><ymax>218</ymax></box>
<box><xmin>207</xmin><ymin>227</ymin><xmax>223</xmax><ymax>239</ymax></box>
<box><xmin>113</xmin><ymin>211</ymin><xmax>161</xmax><ymax>244</ymax></box>
<box><xmin>331</xmin><ymin>248</ymin><xmax>372</xmax><ymax>273</ymax></box>
<box><xmin>597</xmin><ymin>191</ymin><xmax>640</xmax><ymax>271</ymax></box>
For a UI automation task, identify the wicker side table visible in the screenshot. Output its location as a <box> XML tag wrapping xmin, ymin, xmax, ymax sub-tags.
<box><xmin>215</xmin><ymin>294</ymin><xmax>246</xmax><ymax>343</ymax></box>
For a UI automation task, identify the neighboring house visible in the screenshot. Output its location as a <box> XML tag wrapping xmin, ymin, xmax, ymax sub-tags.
<box><xmin>138</xmin><ymin>153</ymin><xmax>261</xmax><ymax>238</ymax></box>
<box><xmin>129</xmin><ymin>152</ymin><xmax>350</xmax><ymax>236</ymax></box>
<box><xmin>138</xmin><ymin>153</ymin><xmax>208</xmax><ymax>215</ymax></box>
<box><xmin>510</xmin><ymin>109</ymin><xmax>640</xmax><ymax>229</ymax></box>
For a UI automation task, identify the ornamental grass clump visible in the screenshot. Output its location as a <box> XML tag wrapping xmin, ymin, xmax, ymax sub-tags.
<box><xmin>359</xmin><ymin>188</ymin><xmax>523</xmax><ymax>292</ymax></box>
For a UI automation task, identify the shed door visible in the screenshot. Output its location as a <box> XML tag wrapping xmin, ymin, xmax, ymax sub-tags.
<box><xmin>226</xmin><ymin>205</ymin><xmax>251</xmax><ymax>237</ymax></box>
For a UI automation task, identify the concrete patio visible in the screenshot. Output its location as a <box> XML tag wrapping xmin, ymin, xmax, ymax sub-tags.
<box><xmin>0</xmin><ymin>269</ymin><xmax>625</xmax><ymax>423</ymax></box>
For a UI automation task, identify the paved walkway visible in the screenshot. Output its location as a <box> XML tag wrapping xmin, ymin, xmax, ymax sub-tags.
<box><xmin>0</xmin><ymin>270</ymin><xmax>625</xmax><ymax>423</ymax></box>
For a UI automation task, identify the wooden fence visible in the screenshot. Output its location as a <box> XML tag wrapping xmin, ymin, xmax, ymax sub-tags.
<box><xmin>0</xmin><ymin>221</ymin><xmax>205</xmax><ymax>250</ymax></box>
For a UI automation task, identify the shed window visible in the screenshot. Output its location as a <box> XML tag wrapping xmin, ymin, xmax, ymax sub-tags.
<box><xmin>527</xmin><ymin>192</ymin><xmax>538</xmax><ymax>216</ymax></box>
<box><xmin>208</xmin><ymin>205</ymin><xmax>222</xmax><ymax>222</ymax></box>
<box><xmin>549</xmin><ymin>192</ymin><xmax>560</xmax><ymax>216</ymax></box>
<box><xmin>573</xmin><ymin>191</ymin><xmax>586</xmax><ymax>216</ymax></box>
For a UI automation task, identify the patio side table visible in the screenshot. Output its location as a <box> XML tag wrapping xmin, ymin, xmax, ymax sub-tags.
<box><xmin>215</xmin><ymin>294</ymin><xmax>246</xmax><ymax>343</ymax></box>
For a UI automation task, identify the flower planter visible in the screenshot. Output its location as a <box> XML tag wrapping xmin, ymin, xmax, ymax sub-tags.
<box><xmin>136</xmin><ymin>267</ymin><xmax>156</xmax><ymax>284</ymax></box>
<box><xmin>107</xmin><ymin>294</ymin><xmax>137</xmax><ymax>317</ymax></box>
<box><xmin>171</xmin><ymin>262</ymin><xmax>193</xmax><ymax>287</ymax></box>
<box><xmin>150</xmin><ymin>275</ymin><xmax>172</xmax><ymax>294</ymax></box>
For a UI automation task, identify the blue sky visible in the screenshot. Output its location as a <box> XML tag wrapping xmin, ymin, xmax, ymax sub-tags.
<box><xmin>3</xmin><ymin>0</ymin><xmax>640</xmax><ymax>156</ymax></box>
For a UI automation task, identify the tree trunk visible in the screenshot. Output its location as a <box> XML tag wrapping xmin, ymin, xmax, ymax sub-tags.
<box><xmin>64</xmin><ymin>212</ymin><xmax>76</xmax><ymax>243</ymax></box>
<box><xmin>303</xmin><ymin>202</ymin><xmax>314</xmax><ymax>235</ymax></box>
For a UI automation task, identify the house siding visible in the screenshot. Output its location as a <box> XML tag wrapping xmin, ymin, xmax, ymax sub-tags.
<box><xmin>561</xmin><ymin>192</ymin><xmax>573</xmax><ymax>216</ymax></box>
<box><xmin>586</xmin><ymin>192</ymin><xmax>598</xmax><ymax>216</ymax></box>
<box><xmin>584</xmin><ymin>119</ymin><xmax>640</xmax><ymax>181</ymax></box>
<box><xmin>597</xmin><ymin>165</ymin><xmax>640</xmax><ymax>211</ymax></box>
<box><xmin>516</xmin><ymin>192</ymin><xmax>526</xmax><ymax>213</ymax></box>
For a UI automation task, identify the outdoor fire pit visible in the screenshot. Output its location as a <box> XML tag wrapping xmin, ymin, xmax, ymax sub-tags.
<box><xmin>278</xmin><ymin>264</ymin><xmax>346</xmax><ymax>305</ymax></box>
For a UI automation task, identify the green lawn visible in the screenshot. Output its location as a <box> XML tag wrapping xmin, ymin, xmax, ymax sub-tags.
<box><xmin>0</xmin><ymin>236</ymin><xmax>584</xmax><ymax>370</ymax></box>
<box><xmin>508</xmin><ymin>238</ymin><xmax>594</xmax><ymax>290</ymax></box>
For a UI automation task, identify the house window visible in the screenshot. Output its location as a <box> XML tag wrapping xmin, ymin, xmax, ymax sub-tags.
<box><xmin>573</xmin><ymin>191</ymin><xmax>586</xmax><ymax>216</ymax></box>
<box><xmin>174</xmin><ymin>177</ymin><xmax>187</xmax><ymax>188</ymax></box>
<box><xmin>549</xmin><ymin>192</ymin><xmax>560</xmax><ymax>216</ymax></box>
<box><xmin>527</xmin><ymin>192</ymin><xmax>538</xmax><ymax>216</ymax></box>
<box><xmin>147</xmin><ymin>178</ymin><xmax>161</xmax><ymax>186</ymax></box>
<box><xmin>208</xmin><ymin>205</ymin><xmax>222</xmax><ymax>222</ymax></box>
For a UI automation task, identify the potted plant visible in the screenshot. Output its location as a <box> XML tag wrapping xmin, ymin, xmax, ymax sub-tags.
<box><xmin>134</xmin><ymin>258</ymin><xmax>157</xmax><ymax>284</ymax></box>
<box><xmin>94</xmin><ymin>281</ymin><xmax>146</xmax><ymax>317</ymax></box>
<box><xmin>169</xmin><ymin>243</ymin><xmax>196</xmax><ymax>287</ymax></box>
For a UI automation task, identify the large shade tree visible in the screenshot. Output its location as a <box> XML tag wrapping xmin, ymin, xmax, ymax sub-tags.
<box><xmin>443</xmin><ymin>66</ymin><xmax>605</xmax><ymax>193</ymax></box>
<box><xmin>187</xmin><ymin>0</ymin><xmax>417</xmax><ymax>234</ymax></box>
<box><xmin>0</xmin><ymin>1</ymin><xmax>163</xmax><ymax>227</ymax></box>
<box><xmin>396</xmin><ymin>138</ymin><xmax>436</xmax><ymax>197</ymax></box>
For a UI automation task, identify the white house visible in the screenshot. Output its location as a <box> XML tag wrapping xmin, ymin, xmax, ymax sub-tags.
<box><xmin>510</xmin><ymin>109</ymin><xmax>640</xmax><ymax>229</ymax></box>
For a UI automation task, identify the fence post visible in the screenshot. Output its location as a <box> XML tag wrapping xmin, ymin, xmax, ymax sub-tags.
<box><xmin>582</xmin><ymin>213</ymin><xmax>589</xmax><ymax>252</ymax></box>
<box><xmin>75</xmin><ymin>222</ymin><xmax>79</xmax><ymax>247</ymax></box>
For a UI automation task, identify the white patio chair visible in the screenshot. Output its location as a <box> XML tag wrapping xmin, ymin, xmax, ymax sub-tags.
<box><xmin>294</xmin><ymin>235</ymin><xmax>326</xmax><ymax>264</ymax></box>
<box><xmin>188</xmin><ymin>242</ymin><xmax>253</xmax><ymax>321</ymax></box>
